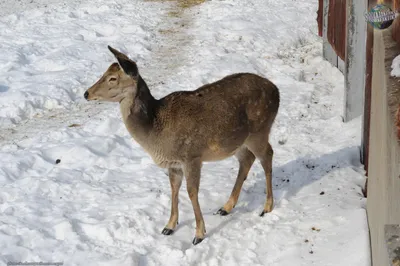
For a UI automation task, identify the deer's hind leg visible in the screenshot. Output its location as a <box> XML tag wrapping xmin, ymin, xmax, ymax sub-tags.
<box><xmin>247</xmin><ymin>138</ymin><xmax>274</xmax><ymax>217</ymax></box>
<box><xmin>258</xmin><ymin>142</ymin><xmax>274</xmax><ymax>216</ymax></box>
<box><xmin>217</xmin><ymin>147</ymin><xmax>255</xmax><ymax>216</ymax></box>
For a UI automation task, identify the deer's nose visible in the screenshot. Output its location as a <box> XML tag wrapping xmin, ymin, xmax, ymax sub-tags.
<box><xmin>84</xmin><ymin>91</ymin><xmax>89</xmax><ymax>100</ymax></box>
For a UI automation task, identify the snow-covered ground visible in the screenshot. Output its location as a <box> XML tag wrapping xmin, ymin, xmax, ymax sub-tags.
<box><xmin>0</xmin><ymin>0</ymin><xmax>370</xmax><ymax>265</ymax></box>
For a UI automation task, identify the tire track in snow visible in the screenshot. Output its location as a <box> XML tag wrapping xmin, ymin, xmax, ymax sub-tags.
<box><xmin>142</xmin><ymin>0</ymin><xmax>205</xmax><ymax>98</ymax></box>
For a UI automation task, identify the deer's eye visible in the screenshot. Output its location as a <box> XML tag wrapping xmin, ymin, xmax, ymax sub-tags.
<box><xmin>109</xmin><ymin>77</ymin><xmax>117</xmax><ymax>82</ymax></box>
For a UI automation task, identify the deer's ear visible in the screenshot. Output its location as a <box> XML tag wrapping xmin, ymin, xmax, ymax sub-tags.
<box><xmin>116</xmin><ymin>57</ymin><xmax>139</xmax><ymax>78</ymax></box>
<box><xmin>108</xmin><ymin>45</ymin><xmax>139</xmax><ymax>78</ymax></box>
<box><xmin>108</xmin><ymin>45</ymin><xmax>128</xmax><ymax>59</ymax></box>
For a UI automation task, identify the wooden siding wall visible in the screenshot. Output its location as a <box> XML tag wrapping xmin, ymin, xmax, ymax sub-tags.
<box><xmin>322</xmin><ymin>0</ymin><xmax>339</xmax><ymax>68</ymax></box>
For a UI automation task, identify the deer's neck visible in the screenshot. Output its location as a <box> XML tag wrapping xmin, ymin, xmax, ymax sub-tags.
<box><xmin>119</xmin><ymin>76</ymin><xmax>158</xmax><ymax>145</ymax></box>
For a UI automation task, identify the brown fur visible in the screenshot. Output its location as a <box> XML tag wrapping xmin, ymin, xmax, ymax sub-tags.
<box><xmin>85</xmin><ymin>46</ymin><xmax>280</xmax><ymax>244</ymax></box>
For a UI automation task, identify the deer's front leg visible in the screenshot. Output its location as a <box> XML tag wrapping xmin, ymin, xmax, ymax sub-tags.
<box><xmin>183</xmin><ymin>159</ymin><xmax>206</xmax><ymax>245</ymax></box>
<box><xmin>162</xmin><ymin>168</ymin><xmax>183</xmax><ymax>235</ymax></box>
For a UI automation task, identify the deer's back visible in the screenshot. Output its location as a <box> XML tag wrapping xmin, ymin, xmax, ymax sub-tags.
<box><xmin>158</xmin><ymin>73</ymin><xmax>279</xmax><ymax>129</ymax></box>
<box><xmin>151</xmin><ymin>73</ymin><xmax>279</xmax><ymax>162</ymax></box>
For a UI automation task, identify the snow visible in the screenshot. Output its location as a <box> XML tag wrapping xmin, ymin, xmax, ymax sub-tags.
<box><xmin>0</xmin><ymin>0</ymin><xmax>369</xmax><ymax>265</ymax></box>
<box><xmin>392</xmin><ymin>55</ymin><xmax>400</xmax><ymax>77</ymax></box>
<box><xmin>0</xmin><ymin>0</ymin><xmax>160</xmax><ymax>127</ymax></box>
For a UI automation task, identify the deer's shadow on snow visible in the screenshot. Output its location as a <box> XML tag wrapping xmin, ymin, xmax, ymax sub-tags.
<box><xmin>0</xmin><ymin>85</ymin><xmax>9</xmax><ymax>93</ymax></box>
<box><xmin>245</xmin><ymin>145</ymin><xmax>365</xmax><ymax>204</ymax></box>
<box><xmin>180</xmin><ymin>146</ymin><xmax>365</xmax><ymax>239</ymax></box>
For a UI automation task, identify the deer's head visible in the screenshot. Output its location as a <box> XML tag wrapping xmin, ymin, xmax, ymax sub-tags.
<box><xmin>84</xmin><ymin>46</ymin><xmax>139</xmax><ymax>102</ymax></box>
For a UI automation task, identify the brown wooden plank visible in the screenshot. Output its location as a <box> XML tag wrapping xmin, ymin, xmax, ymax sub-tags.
<box><xmin>327</xmin><ymin>0</ymin><xmax>347</xmax><ymax>60</ymax></box>
<box><xmin>363</xmin><ymin>0</ymin><xmax>377</xmax><ymax>195</ymax></box>
<box><xmin>363</xmin><ymin>25</ymin><xmax>373</xmax><ymax>195</ymax></box>
<box><xmin>317</xmin><ymin>0</ymin><xmax>323</xmax><ymax>37</ymax></box>
<box><xmin>392</xmin><ymin>17</ymin><xmax>400</xmax><ymax>47</ymax></box>
<box><xmin>327</xmin><ymin>0</ymin><xmax>335</xmax><ymax>49</ymax></box>
<box><xmin>336</xmin><ymin>0</ymin><xmax>347</xmax><ymax>60</ymax></box>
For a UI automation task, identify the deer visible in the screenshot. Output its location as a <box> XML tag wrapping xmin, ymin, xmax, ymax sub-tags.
<box><xmin>84</xmin><ymin>46</ymin><xmax>280</xmax><ymax>245</ymax></box>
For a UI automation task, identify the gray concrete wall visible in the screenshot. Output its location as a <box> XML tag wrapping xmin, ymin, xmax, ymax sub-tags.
<box><xmin>344</xmin><ymin>0</ymin><xmax>368</xmax><ymax>122</ymax></box>
<box><xmin>367</xmin><ymin>28</ymin><xmax>400</xmax><ymax>266</ymax></box>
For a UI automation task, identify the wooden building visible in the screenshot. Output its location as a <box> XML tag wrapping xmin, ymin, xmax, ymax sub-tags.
<box><xmin>318</xmin><ymin>0</ymin><xmax>400</xmax><ymax>265</ymax></box>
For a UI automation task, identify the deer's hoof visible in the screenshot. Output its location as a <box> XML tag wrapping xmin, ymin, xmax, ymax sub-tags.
<box><xmin>259</xmin><ymin>209</ymin><xmax>272</xmax><ymax>217</ymax></box>
<box><xmin>216</xmin><ymin>208</ymin><xmax>229</xmax><ymax>216</ymax></box>
<box><xmin>161</xmin><ymin>228</ymin><xmax>174</xmax><ymax>235</ymax></box>
<box><xmin>192</xmin><ymin>237</ymin><xmax>204</xmax><ymax>245</ymax></box>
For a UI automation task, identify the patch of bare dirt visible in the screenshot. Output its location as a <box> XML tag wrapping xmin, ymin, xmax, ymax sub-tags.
<box><xmin>146</xmin><ymin>0</ymin><xmax>206</xmax><ymax>9</ymax></box>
